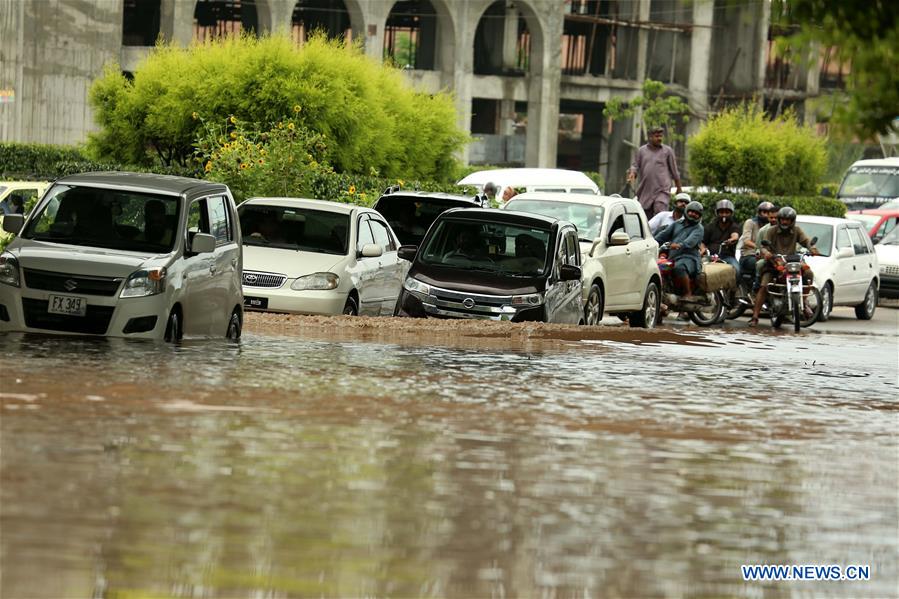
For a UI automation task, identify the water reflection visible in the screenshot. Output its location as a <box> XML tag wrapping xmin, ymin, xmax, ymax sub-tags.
<box><xmin>1</xmin><ymin>330</ymin><xmax>896</xmax><ymax>597</ymax></box>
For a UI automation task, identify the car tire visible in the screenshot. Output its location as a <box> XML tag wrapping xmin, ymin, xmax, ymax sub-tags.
<box><xmin>226</xmin><ymin>310</ymin><xmax>241</xmax><ymax>340</ymax></box>
<box><xmin>584</xmin><ymin>283</ymin><xmax>604</xmax><ymax>325</ymax></box>
<box><xmin>343</xmin><ymin>294</ymin><xmax>359</xmax><ymax>316</ymax></box>
<box><xmin>854</xmin><ymin>281</ymin><xmax>878</xmax><ymax>320</ymax></box>
<box><xmin>164</xmin><ymin>310</ymin><xmax>182</xmax><ymax>343</ymax></box>
<box><xmin>629</xmin><ymin>281</ymin><xmax>660</xmax><ymax>328</ymax></box>
<box><xmin>817</xmin><ymin>282</ymin><xmax>833</xmax><ymax>322</ymax></box>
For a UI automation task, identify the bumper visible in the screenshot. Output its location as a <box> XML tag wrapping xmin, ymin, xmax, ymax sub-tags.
<box><xmin>242</xmin><ymin>285</ymin><xmax>347</xmax><ymax>315</ymax></box>
<box><xmin>0</xmin><ymin>285</ymin><xmax>168</xmax><ymax>339</ymax></box>
<box><xmin>879</xmin><ymin>275</ymin><xmax>899</xmax><ymax>299</ymax></box>
<box><xmin>395</xmin><ymin>289</ymin><xmax>544</xmax><ymax>322</ymax></box>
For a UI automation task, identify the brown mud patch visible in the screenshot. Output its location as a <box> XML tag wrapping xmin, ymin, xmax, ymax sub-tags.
<box><xmin>244</xmin><ymin>312</ymin><xmax>713</xmax><ymax>351</ymax></box>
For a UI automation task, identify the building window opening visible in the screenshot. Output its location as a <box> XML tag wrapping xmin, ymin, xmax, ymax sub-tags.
<box><xmin>383</xmin><ymin>0</ymin><xmax>437</xmax><ymax>70</ymax></box>
<box><xmin>194</xmin><ymin>0</ymin><xmax>259</xmax><ymax>42</ymax></box>
<box><xmin>291</xmin><ymin>0</ymin><xmax>352</xmax><ymax>46</ymax></box>
<box><xmin>122</xmin><ymin>0</ymin><xmax>161</xmax><ymax>46</ymax></box>
<box><xmin>473</xmin><ymin>1</ymin><xmax>531</xmax><ymax>76</ymax></box>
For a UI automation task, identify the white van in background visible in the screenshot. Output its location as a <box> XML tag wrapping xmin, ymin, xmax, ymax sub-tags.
<box><xmin>836</xmin><ymin>157</ymin><xmax>899</xmax><ymax>210</ymax></box>
<box><xmin>458</xmin><ymin>168</ymin><xmax>600</xmax><ymax>195</ymax></box>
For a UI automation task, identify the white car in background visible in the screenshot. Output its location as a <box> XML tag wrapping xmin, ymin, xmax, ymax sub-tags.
<box><xmin>503</xmin><ymin>191</ymin><xmax>661</xmax><ymax>327</ymax></box>
<box><xmin>238</xmin><ymin>198</ymin><xmax>404</xmax><ymax>316</ymax></box>
<box><xmin>874</xmin><ymin>226</ymin><xmax>899</xmax><ymax>299</ymax></box>
<box><xmin>796</xmin><ymin>216</ymin><xmax>880</xmax><ymax>321</ymax></box>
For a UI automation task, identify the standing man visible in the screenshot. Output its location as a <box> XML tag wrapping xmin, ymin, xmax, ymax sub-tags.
<box><xmin>626</xmin><ymin>126</ymin><xmax>683</xmax><ymax>220</ymax></box>
<box><xmin>481</xmin><ymin>182</ymin><xmax>499</xmax><ymax>208</ymax></box>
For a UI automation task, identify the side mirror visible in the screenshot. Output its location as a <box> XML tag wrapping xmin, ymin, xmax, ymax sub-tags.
<box><xmin>609</xmin><ymin>230</ymin><xmax>630</xmax><ymax>246</ymax></box>
<box><xmin>810</xmin><ymin>236</ymin><xmax>818</xmax><ymax>246</ymax></box>
<box><xmin>837</xmin><ymin>246</ymin><xmax>854</xmax><ymax>259</ymax></box>
<box><xmin>189</xmin><ymin>232</ymin><xmax>216</xmax><ymax>254</ymax></box>
<box><xmin>1</xmin><ymin>214</ymin><xmax>24</xmax><ymax>235</ymax></box>
<box><xmin>397</xmin><ymin>245</ymin><xmax>418</xmax><ymax>262</ymax></box>
<box><xmin>559</xmin><ymin>264</ymin><xmax>582</xmax><ymax>281</ymax></box>
<box><xmin>360</xmin><ymin>243</ymin><xmax>383</xmax><ymax>258</ymax></box>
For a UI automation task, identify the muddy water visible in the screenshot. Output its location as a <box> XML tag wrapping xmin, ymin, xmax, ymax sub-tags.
<box><xmin>1</xmin><ymin>323</ymin><xmax>897</xmax><ymax>598</ymax></box>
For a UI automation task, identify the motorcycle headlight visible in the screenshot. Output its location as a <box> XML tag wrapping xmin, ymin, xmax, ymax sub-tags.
<box><xmin>786</xmin><ymin>262</ymin><xmax>801</xmax><ymax>273</ymax></box>
<box><xmin>0</xmin><ymin>252</ymin><xmax>20</xmax><ymax>287</ymax></box>
<box><xmin>120</xmin><ymin>267</ymin><xmax>167</xmax><ymax>298</ymax></box>
<box><xmin>403</xmin><ymin>276</ymin><xmax>431</xmax><ymax>297</ymax></box>
<box><xmin>291</xmin><ymin>272</ymin><xmax>339</xmax><ymax>291</ymax></box>
<box><xmin>511</xmin><ymin>292</ymin><xmax>543</xmax><ymax>306</ymax></box>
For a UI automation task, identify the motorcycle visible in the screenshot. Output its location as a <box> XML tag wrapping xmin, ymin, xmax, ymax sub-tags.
<box><xmin>657</xmin><ymin>243</ymin><xmax>726</xmax><ymax>326</ymax></box>
<box><xmin>760</xmin><ymin>239</ymin><xmax>822</xmax><ymax>332</ymax></box>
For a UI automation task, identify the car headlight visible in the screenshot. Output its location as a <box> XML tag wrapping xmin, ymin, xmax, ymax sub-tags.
<box><xmin>511</xmin><ymin>292</ymin><xmax>543</xmax><ymax>306</ymax></box>
<box><xmin>403</xmin><ymin>276</ymin><xmax>431</xmax><ymax>297</ymax></box>
<box><xmin>120</xmin><ymin>267</ymin><xmax>166</xmax><ymax>298</ymax></box>
<box><xmin>291</xmin><ymin>272</ymin><xmax>339</xmax><ymax>291</ymax></box>
<box><xmin>0</xmin><ymin>252</ymin><xmax>20</xmax><ymax>287</ymax></box>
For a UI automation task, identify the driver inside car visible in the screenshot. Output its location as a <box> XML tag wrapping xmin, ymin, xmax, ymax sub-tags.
<box><xmin>444</xmin><ymin>229</ymin><xmax>486</xmax><ymax>260</ymax></box>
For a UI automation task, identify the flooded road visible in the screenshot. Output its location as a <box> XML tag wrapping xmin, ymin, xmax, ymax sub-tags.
<box><xmin>1</xmin><ymin>318</ymin><xmax>897</xmax><ymax>598</ymax></box>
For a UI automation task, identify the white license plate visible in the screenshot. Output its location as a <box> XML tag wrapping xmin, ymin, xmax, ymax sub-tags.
<box><xmin>48</xmin><ymin>294</ymin><xmax>87</xmax><ymax>316</ymax></box>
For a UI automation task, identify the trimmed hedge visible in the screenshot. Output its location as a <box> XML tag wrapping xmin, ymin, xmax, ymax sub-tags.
<box><xmin>689</xmin><ymin>191</ymin><xmax>846</xmax><ymax>225</ymax></box>
<box><xmin>0</xmin><ymin>143</ymin><xmax>91</xmax><ymax>179</ymax></box>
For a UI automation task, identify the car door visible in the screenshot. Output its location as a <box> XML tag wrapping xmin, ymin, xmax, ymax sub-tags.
<box><xmin>543</xmin><ymin>230</ymin><xmax>568</xmax><ymax>323</ymax></box>
<box><xmin>562</xmin><ymin>227</ymin><xmax>583</xmax><ymax>323</ymax></box>
<box><xmin>848</xmin><ymin>224</ymin><xmax>877</xmax><ymax>300</ymax></box>
<box><xmin>623</xmin><ymin>209</ymin><xmax>652</xmax><ymax>306</ymax></box>
<box><xmin>831</xmin><ymin>225</ymin><xmax>858</xmax><ymax>304</ymax></box>
<box><xmin>600</xmin><ymin>203</ymin><xmax>632</xmax><ymax>309</ymax></box>
<box><xmin>353</xmin><ymin>215</ymin><xmax>381</xmax><ymax>316</ymax></box>
<box><xmin>205</xmin><ymin>194</ymin><xmax>241</xmax><ymax>334</ymax></box>
<box><xmin>179</xmin><ymin>197</ymin><xmax>216</xmax><ymax>335</ymax></box>
<box><xmin>368</xmin><ymin>216</ymin><xmax>403</xmax><ymax>315</ymax></box>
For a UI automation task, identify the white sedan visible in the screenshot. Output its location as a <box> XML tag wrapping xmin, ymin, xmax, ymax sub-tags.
<box><xmin>797</xmin><ymin>216</ymin><xmax>880</xmax><ymax>320</ymax></box>
<box><xmin>238</xmin><ymin>198</ymin><xmax>404</xmax><ymax>316</ymax></box>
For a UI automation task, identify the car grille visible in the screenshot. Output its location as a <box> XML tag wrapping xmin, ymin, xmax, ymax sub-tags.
<box><xmin>880</xmin><ymin>265</ymin><xmax>899</xmax><ymax>277</ymax></box>
<box><xmin>22</xmin><ymin>298</ymin><xmax>114</xmax><ymax>335</ymax></box>
<box><xmin>426</xmin><ymin>285</ymin><xmax>515</xmax><ymax>318</ymax></box>
<box><xmin>242</xmin><ymin>271</ymin><xmax>286</xmax><ymax>288</ymax></box>
<box><xmin>23</xmin><ymin>268</ymin><xmax>122</xmax><ymax>296</ymax></box>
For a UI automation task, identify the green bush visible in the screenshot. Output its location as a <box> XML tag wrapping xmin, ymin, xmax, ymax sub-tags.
<box><xmin>690</xmin><ymin>191</ymin><xmax>846</xmax><ymax>224</ymax></box>
<box><xmin>88</xmin><ymin>34</ymin><xmax>468</xmax><ymax>180</ymax></box>
<box><xmin>0</xmin><ymin>143</ymin><xmax>90</xmax><ymax>179</ymax></box>
<box><xmin>687</xmin><ymin>104</ymin><xmax>826</xmax><ymax>195</ymax></box>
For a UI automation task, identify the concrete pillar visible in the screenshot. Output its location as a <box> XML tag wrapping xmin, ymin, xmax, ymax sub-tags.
<box><xmin>454</xmin><ymin>2</ymin><xmax>478</xmax><ymax>165</ymax></box>
<box><xmin>524</xmin><ymin>6</ymin><xmax>561</xmax><ymax>168</ymax></box>
<box><xmin>362</xmin><ymin>1</ymin><xmax>387</xmax><ymax>62</ymax></box>
<box><xmin>161</xmin><ymin>0</ymin><xmax>196</xmax><ymax>46</ymax></box>
<box><xmin>502</xmin><ymin>5</ymin><xmax>518</xmax><ymax>70</ymax></box>
<box><xmin>630</xmin><ymin>0</ymin><xmax>651</xmax><ymax>149</ymax></box>
<box><xmin>267</xmin><ymin>0</ymin><xmax>294</xmax><ymax>35</ymax></box>
<box><xmin>499</xmin><ymin>99</ymin><xmax>516</xmax><ymax>136</ymax></box>
<box><xmin>755</xmin><ymin>0</ymin><xmax>771</xmax><ymax>110</ymax></box>
<box><xmin>804</xmin><ymin>42</ymin><xmax>821</xmax><ymax>126</ymax></box>
<box><xmin>686</xmin><ymin>0</ymin><xmax>714</xmax><ymax>139</ymax></box>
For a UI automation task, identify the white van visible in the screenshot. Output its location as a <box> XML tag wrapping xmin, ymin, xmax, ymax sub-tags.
<box><xmin>836</xmin><ymin>157</ymin><xmax>899</xmax><ymax>210</ymax></box>
<box><xmin>0</xmin><ymin>172</ymin><xmax>243</xmax><ymax>341</ymax></box>
<box><xmin>458</xmin><ymin>168</ymin><xmax>600</xmax><ymax>195</ymax></box>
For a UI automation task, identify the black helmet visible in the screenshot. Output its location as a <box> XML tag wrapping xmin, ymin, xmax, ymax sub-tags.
<box><xmin>684</xmin><ymin>201</ymin><xmax>703</xmax><ymax>224</ymax></box>
<box><xmin>715</xmin><ymin>199</ymin><xmax>735</xmax><ymax>214</ymax></box>
<box><xmin>777</xmin><ymin>206</ymin><xmax>797</xmax><ymax>231</ymax></box>
<box><xmin>757</xmin><ymin>201</ymin><xmax>775</xmax><ymax>213</ymax></box>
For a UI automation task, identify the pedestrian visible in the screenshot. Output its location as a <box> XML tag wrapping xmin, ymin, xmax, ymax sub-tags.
<box><xmin>501</xmin><ymin>186</ymin><xmax>519</xmax><ymax>205</ymax></box>
<box><xmin>626</xmin><ymin>125</ymin><xmax>683</xmax><ymax>220</ymax></box>
<box><xmin>481</xmin><ymin>182</ymin><xmax>499</xmax><ymax>208</ymax></box>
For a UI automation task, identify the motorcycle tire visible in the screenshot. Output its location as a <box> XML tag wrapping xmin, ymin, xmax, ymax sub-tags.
<box><xmin>791</xmin><ymin>290</ymin><xmax>801</xmax><ymax>332</ymax></box>
<box><xmin>800</xmin><ymin>287</ymin><xmax>823</xmax><ymax>328</ymax></box>
<box><xmin>689</xmin><ymin>291</ymin><xmax>725</xmax><ymax>327</ymax></box>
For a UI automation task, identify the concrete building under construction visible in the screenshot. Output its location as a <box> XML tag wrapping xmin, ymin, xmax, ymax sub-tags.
<box><xmin>0</xmin><ymin>0</ymin><xmax>839</xmax><ymax>189</ymax></box>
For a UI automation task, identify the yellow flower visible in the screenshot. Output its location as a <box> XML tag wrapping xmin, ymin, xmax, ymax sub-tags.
<box><xmin>230</xmin><ymin>132</ymin><xmax>237</xmax><ymax>139</ymax></box>
<box><xmin>259</xmin><ymin>148</ymin><xmax>266</xmax><ymax>156</ymax></box>
<box><xmin>287</xmin><ymin>122</ymin><xmax>295</xmax><ymax>131</ymax></box>
<box><xmin>240</xmin><ymin>162</ymin><xmax>249</xmax><ymax>170</ymax></box>
<box><xmin>230</xmin><ymin>115</ymin><xmax>237</xmax><ymax>124</ymax></box>
<box><xmin>257</xmin><ymin>158</ymin><xmax>264</xmax><ymax>165</ymax></box>
<box><xmin>348</xmin><ymin>185</ymin><xmax>356</xmax><ymax>195</ymax></box>
<box><xmin>277</xmin><ymin>122</ymin><xmax>283</xmax><ymax>129</ymax></box>
<box><xmin>204</xmin><ymin>161</ymin><xmax>212</xmax><ymax>172</ymax></box>
<box><xmin>191</xmin><ymin>111</ymin><xmax>199</xmax><ymax>120</ymax></box>
<box><xmin>397</xmin><ymin>179</ymin><xmax>404</xmax><ymax>186</ymax></box>
<box><xmin>293</xmin><ymin>104</ymin><xmax>301</xmax><ymax>113</ymax></box>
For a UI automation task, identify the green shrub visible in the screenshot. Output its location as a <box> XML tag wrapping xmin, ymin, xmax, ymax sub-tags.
<box><xmin>688</xmin><ymin>104</ymin><xmax>826</xmax><ymax>195</ymax></box>
<box><xmin>690</xmin><ymin>191</ymin><xmax>846</xmax><ymax>224</ymax></box>
<box><xmin>88</xmin><ymin>34</ymin><xmax>468</xmax><ymax>180</ymax></box>
<box><xmin>0</xmin><ymin>143</ymin><xmax>90</xmax><ymax>179</ymax></box>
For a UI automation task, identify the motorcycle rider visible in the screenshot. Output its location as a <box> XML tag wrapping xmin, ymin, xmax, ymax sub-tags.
<box><xmin>749</xmin><ymin>206</ymin><xmax>819</xmax><ymax>327</ymax></box>
<box><xmin>738</xmin><ymin>201</ymin><xmax>776</xmax><ymax>276</ymax></box>
<box><xmin>702</xmin><ymin>199</ymin><xmax>741</xmax><ymax>275</ymax></box>
<box><xmin>648</xmin><ymin>192</ymin><xmax>690</xmax><ymax>234</ymax></box>
<box><xmin>654</xmin><ymin>200</ymin><xmax>704</xmax><ymax>301</ymax></box>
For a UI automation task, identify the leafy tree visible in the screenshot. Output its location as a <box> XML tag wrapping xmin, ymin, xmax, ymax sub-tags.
<box><xmin>602</xmin><ymin>79</ymin><xmax>690</xmax><ymax>141</ymax></box>
<box><xmin>88</xmin><ymin>34</ymin><xmax>467</xmax><ymax>180</ymax></box>
<box><xmin>772</xmin><ymin>0</ymin><xmax>898</xmax><ymax>139</ymax></box>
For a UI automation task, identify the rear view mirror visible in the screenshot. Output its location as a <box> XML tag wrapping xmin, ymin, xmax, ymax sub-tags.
<box><xmin>609</xmin><ymin>230</ymin><xmax>630</xmax><ymax>246</ymax></box>
<box><xmin>1</xmin><ymin>214</ymin><xmax>24</xmax><ymax>235</ymax></box>
<box><xmin>189</xmin><ymin>232</ymin><xmax>215</xmax><ymax>254</ymax></box>
<box><xmin>559</xmin><ymin>264</ymin><xmax>581</xmax><ymax>281</ymax></box>
<box><xmin>397</xmin><ymin>245</ymin><xmax>418</xmax><ymax>262</ymax></box>
<box><xmin>360</xmin><ymin>243</ymin><xmax>383</xmax><ymax>258</ymax></box>
<box><xmin>837</xmin><ymin>246</ymin><xmax>854</xmax><ymax>259</ymax></box>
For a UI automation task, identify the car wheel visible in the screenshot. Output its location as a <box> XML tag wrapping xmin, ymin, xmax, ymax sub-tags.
<box><xmin>584</xmin><ymin>283</ymin><xmax>604</xmax><ymax>325</ymax></box>
<box><xmin>164</xmin><ymin>310</ymin><xmax>182</xmax><ymax>343</ymax></box>
<box><xmin>817</xmin><ymin>282</ymin><xmax>833</xmax><ymax>322</ymax></box>
<box><xmin>629</xmin><ymin>281</ymin><xmax>660</xmax><ymax>328</ymax></box>
<box><xmin>226</xmin><ymin>310</ymin><xmax>241</xmax><ymax>340</ymax></box>
<box><xmin>343</xmin><ymin>295</ymin><xmax>359</xmax><ymax>316</ymax></box>
<box><xmin>854</xmin><ymin>281</ymin><xmax>877</xmax><ymax>320</ymax></box>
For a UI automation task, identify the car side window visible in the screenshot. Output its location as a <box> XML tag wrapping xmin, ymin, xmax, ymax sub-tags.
<box><xmin>356</xmin><ymin>217</ymin><xmax>375</xmax><ymax>254</ymax></box>
<box><xmin>206</xmin><ymin>195</ymin><xmax>232</xmax><ymax>245</ymax></box>
<box><xmin>369</xmin><ymin>218</ymin><xmax>395</xmax><ymax>252</ymax></box>
<box><xmin>623</xmin><ymin>213</ymin><xmax>644</xmax><ymax>240</ymax></box>
<box><xmin>835</xmin><ymin>226</ymin><xmax>851</xmax><ymax>250</ymax></box>
<box><xmin>564</xmin><ymin>230</ymin><xmax>580</xmax><ymax>266</ymax></box>
<box><xmin>848</xmin><ymin>227</ymin><xmax>869</xmax><ymax>254</ymax></box>
<box><xmin>883</xmin><ymin>217</ymin><xmax>898</xmax><ymax>236</ymax></box>
<box><xmin>187</xmin><ymin>199</ymin><xmax>211</xmax><ymax>245</ymax></box>
<box><xmin>608</xmin><ymin>215</ymin><xmax>626</xmax><ymax>240</ymax></box>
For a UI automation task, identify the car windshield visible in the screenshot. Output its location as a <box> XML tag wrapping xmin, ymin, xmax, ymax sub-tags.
<box><xmin>376</xmin><ymin>196</ymin><xmax>471</xmax><ymax>246</ymax></box>
<box><xmin>796</xmin><ymin>221</ymin><xmax>833</xmax><ymax>257</ymax></box>
<box><xmin>846</xmin><ymin>213</ymin><xmax>881</xmax><ymax>228</ymax></box>
<box><xmin>879</xmin><ymin>225</ymin><xmax>899</xmax><ymax>245</ymax></box>
<box><xmin>419</xmin><ymin>218</ymin><xmax>551</xmax><ymax>276</ymax></box>
<box><xmin>22</xmin><ymin>184</ymin><xmax>180</xmax><ymax>253</ymax></box>
<box><xmin>838</xmin><ymin>166</ymin><xmax>899</xmax><ymax>198</ymax></box>
<box><xmin>238</xmin><ymin>204</ymin><xmax>349</xmax><ymax>255</ymax></box>
<box><xmin>505</xmin><ymin>199</ymin><xmax>603</xmax><ymax>241</ymax></box>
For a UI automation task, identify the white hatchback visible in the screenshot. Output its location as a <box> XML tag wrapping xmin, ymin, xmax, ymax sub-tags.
<box><xmin>238</xmin><ymin>198</ymin><xmax>404</xmax><ymax>316</ymax></box>
<box><xmin>796</xmin><ymin>216</ymin><xmax>880</xmax><ymax>320</ymax></box>
<box><xmin>503</xmin><ymin>192</ymin><xmax>661</xmax><ymax>327</ymax></box>
<box><xmin>0</xmin><ymin>172</ymin><xmax>244</xmax><ymax>340</ymax></box>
